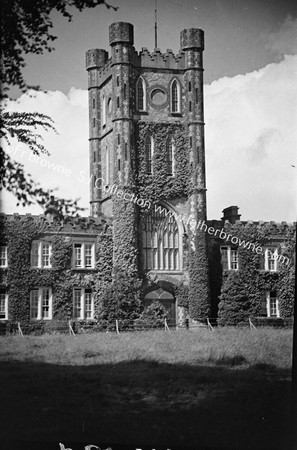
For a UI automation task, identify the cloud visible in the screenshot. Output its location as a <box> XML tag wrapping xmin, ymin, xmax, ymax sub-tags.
<box><xmin>1</xmin><ymin>88</ymin><xmax>90</xmax><ymax>215</ymax></box>
<box><xmin>2</xmin><ymin>56</ymin><xmax>297</xmax><ymax>223</ymax></box>
<box><xmin>261</xmin><ymin>15</ymin><xmax>297</xmax><ymax>60</ymax></box>
<box><xmin>205</xmin><ymin>54</ymin><xmax>297</xmax><ymax>222</ymax></box>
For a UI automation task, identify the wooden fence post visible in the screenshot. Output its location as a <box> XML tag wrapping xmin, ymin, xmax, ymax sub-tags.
<box><xmin>249</xmin><ymin>317</ymin><xmax>256</xmax><ymax>330</ymax></box>
<box><xmin>207</xmin><ymin>318</ymin><xmax>214</xmax><ymax>331</ymax></box>
<box><xmin>116</xmin><ymin>319</ymin><xmax>120</xmax><ymax>334</ymax></box>
<box><xmin>68</xmin><ymin>320</ymin><xmax>75</xmax><ymax>336</ymax></box>
<box><xmin>164</xmin><ymin>318</ymin><xmax>170</xmax><ymax>331</ymax></box>
<box><xmin>17</xmin><ymin>322</ymin><xmax>24</xmax><ymax>338</ymax></box>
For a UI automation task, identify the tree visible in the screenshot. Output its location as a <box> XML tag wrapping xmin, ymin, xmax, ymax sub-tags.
<box><xmin>0</xmin><ymin>110</ymin><xmax>85</xmax><ymax>214</ymax></box>
<box><xmin>1</xmin><ymin>0</ymin><xmax>118</xmax><ymax>95</ymax></box>
<box><xmin>0</xmin><ymin>0</ymin><xmax>117</xmax><ymax>215</ymax></box>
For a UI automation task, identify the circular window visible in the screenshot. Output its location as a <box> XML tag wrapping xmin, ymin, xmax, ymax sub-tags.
<box><xmin>150</xmin><ymin>88</ymin><xmax>167</xmax><ymax>106</ymax></box>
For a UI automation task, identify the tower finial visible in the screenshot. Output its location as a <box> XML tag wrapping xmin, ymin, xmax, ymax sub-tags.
<box><xmin>154</xmin><ymin>0</ymin><xmax>158</xmax><ymax>48</ymax></box>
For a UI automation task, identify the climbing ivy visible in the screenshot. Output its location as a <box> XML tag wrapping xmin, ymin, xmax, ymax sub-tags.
<box><xmin>136</xmin><ymin>121</ymin><xmax>190</xmax><ymax>204</ymax></box>
<box><xmin>0</xmin><ymin>215</ymin><xmax>115</xmax><ymax>334</ymax></box>
<box><xmin>217</xmin><ymin>223</ymin><xmax>295</xmax><ymax>325</ymax></box>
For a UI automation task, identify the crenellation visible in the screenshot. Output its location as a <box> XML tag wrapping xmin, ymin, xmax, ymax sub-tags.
<box><xmin>138</xmin><ymin>47</ymin><xmax>185</xmax><ymax>69</ymax></box>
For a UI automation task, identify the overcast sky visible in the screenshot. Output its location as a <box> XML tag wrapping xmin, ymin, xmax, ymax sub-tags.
<box><xmin>2</xmin><ymin>0</ymin><xmax>297</xmax><ymax>222</ymax></box>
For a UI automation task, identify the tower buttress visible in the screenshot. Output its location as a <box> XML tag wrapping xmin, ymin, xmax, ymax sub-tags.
<box><xmin>86</xmin><ymin>49</ymin><xmax>108</xmax><ymax>216</ymax></box>
<box><xmin>109</xmin><ymin>22</ymin><xmax>134</xmax><ymax>187</ymax></box>
<box><xmin>180</xmin><ymin>28</ymin><xmax>210</xmax><ymax>319</ymax></box>
<box><xmin>109</xmin><ymin>23</ymin><xmax>139</xmax><ymax>276</ymax></box>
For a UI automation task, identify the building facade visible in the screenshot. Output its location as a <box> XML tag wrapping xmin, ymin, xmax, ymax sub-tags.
<box><xmin>0</xmin><ymin>23</ymin><xmax>295</xmax><ymax>334</ymax></box>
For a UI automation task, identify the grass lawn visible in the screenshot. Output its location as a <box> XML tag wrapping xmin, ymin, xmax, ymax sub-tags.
<box><xmin>0</xmin><ymin>328</ymin><xmax>293</xmax><ymax>449</ymax></box>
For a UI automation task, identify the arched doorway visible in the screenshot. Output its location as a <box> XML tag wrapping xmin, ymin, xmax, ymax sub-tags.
<box><xmin>144</xmin><ymin>288</ymin><xmax>176</xmax><ymax>327</ymax></box>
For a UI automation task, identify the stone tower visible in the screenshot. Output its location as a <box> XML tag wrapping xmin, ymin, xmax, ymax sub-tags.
<box><xmin>86</xmin><ymin>22</ymin><xmax>210</xmax><ymax>325</ymax></box>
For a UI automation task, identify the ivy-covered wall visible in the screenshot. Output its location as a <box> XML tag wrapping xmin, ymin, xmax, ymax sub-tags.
<box><xmin>134</xmin><ymin>121</ymin><xmax>210</xmax><ymax>320</ymax></box>
<box><xmin>0</xmin><ymin>214</ymin><xmax>294</xmax><ymax>333</ymax></box>
<box><xmin>136</xmin><ymin>121</ymin><xmax>190</xmax><ymax>203</ymax></box>
<box><xmin>0</xmin><ymin>215</ymin><xmax>116</xmax><ymax>333</ymax></box>
<box><xmin>212</xmin><ymin>222</ymin><xmax>296</xmax><ymax>326</ymax></box>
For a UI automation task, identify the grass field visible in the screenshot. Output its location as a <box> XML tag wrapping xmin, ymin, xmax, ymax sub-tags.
<box><xmin>0</xmin><ymin>328</ymin><xmax>293</xmax><ymax>449</ymax></box>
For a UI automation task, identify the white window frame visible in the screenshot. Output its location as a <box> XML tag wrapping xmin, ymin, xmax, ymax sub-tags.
<box><xmin>31</xmin><ymin>241</ymin><xmax>52</xmax><ymax>268</ymax></box>
<box><xmin>264</xmin><ymin>247</ymin><xmax>278</xmax><ymax>272</ymax></box>
<box><xmin>220</xmin><ymin>246</ymin><xmax>239</xmax><ymax>271</ymax></box>
<box><xmin>0</xmin><ymin>290</ymin><xmax>8</xmax><ymax>320</ymax></box>
<box><xmin>30</xmin><ymin>287</ymin><xmax>52</xmax><ymax>320</ymax></box>
<box><xmin>0</xmin><ymin>246</ymin><xmax>8</xmax><ymax>268</ymax></box>
<box><xmin>73</xmin><ymin>288</ymin><xmax>94</xmax><ymax>320</ymax></box>
<box><xmin>266</xmin><ymin>291</ymin><xmax>280</xmax><ymax>318</ymax></box>
<box><xmin>73</xmin><ymin>243</ymin><xmax>95</xmax><ymax>269</ymax></box>
<box><xmin>136</xmin><ymin>77</ymin><xmax>146</xmax><ymax>112</ymax></box>
<box><xmin>170</xmin><ymin>79</ymin><xmax>181</xmax><ymax>114</ymax></box>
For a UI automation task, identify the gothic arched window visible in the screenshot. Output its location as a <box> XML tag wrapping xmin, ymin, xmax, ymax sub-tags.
<box><xmin>171</xmin><ymin>79</ymin><xmax>180</xmax><ymax>113</ymax></box>
<box><xmin>166</xmin><ymin>136</ymin><xmax>174</xmax><ymax>176</ymax></box>
<box><xmin>145</xmin><ymin>135</ymin><xmax>153</xmax><ymax>174</ymax></box>
<box><xmin>136</xmin><ymin>77</ymin><xmax>146</xmax><ymax>111</ymax></box>
<box><xmin>142</xmin><ymin>205</ymin><xmax>180</xmax><ymax>271</ymax></box>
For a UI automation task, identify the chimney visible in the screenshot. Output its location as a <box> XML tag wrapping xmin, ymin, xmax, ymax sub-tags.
<box><xmin>221</xmin><ymin>206</ymin><xmax>241</xmax><ymax>224</ymax></box>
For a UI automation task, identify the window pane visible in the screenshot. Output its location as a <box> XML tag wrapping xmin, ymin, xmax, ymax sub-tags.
<box><xmin>0</xmin><ymin>246</ymin><xmax>7</xmax><ymax>266</ymax></box>
<box><xmin>163</xmin><ymin>232</ymin><xmax>168</xmax><ymax>248</ymax></box>
<box><xmin>85</xmin><ymin>244</ymin><xmax>93</xmax><ymax>268</ymax></box>
<box><xmin>30</xmin><ymin>290</ymin><xmax>39</xmax><ymax>319</ymax></box>
<box><xmin>270</xmin><ymin>292</ymin><xmax>277</xmax><ymax>317</ymax></box>
<box><xmin>74</xmin><ymin>244</ymin><xmax>82</xmax><ymax>267</ymax></box>
<box><xmin>31</xmin><ymin>242</ymin><xmax>39</xmax><ymax>267</ymax></box>
<box><xmin>147</xmin><ymin>249</ymin><xmax>152</xmax><ymax>270</ymax></box>
<box><xmin>42</xmin><ymin>243</ymin><xmax>50</xmax><ymax>267</ymax></box>
<box><xmin>231</xmin><ymin>250</ymin><xmax>238</xmax><ymax>270</ymax></box>
<box><xmin>268</xmin><ymin>249</ymin><xmax>277</xmax><ymax>271</ymax></box>
<box><xmin>42</xmin><ymin>288</ymin><xmax>50</xmax><ymax>318</ymax></box>
<box><xmin>0</xmin><ymin>292</ymin><xmax>6</xmax><ymax>319</ymax></box>
<box><xmin>221</xmin><ymin>247</ymin><xmax>229</xmax><ymax>271</ymax></box>
<box><xmin>174</xmin><ymin>249</ymin><xmax>179</xmax><ymax>270</ymax></box>
<box><xmin>171</xmin><ymin>81</ymin><xmax>178</xmax><ymax>112</ymax></box>
<box><xmin>142</xmin><ymin>206</ymin><xmax>180</xmax><ymax>271</ymax></box>
<box><xmin>85</xmin><ymin>290</ymin><xmax>92</xmax><ymax>319</ymax></box>
<box><xmin>137</xmin><ymin>78</ymin><xmax>144</xmax><ymax>110</ymax></box>
<box><xmin>74</xmin><ymin>289</ymin><xmax>81</xmax><ymax>319</ymax></box>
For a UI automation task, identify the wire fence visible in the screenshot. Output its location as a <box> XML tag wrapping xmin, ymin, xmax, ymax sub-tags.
<box><xmin>0</xmin><ymin>316</ymin><xmax>294</xmax><ymax>337</ymax></box>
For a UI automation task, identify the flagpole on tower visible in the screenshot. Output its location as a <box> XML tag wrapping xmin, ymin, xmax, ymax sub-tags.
<box><xmin>154</xmin><ymin>0</ymin><xmax>158</xmax><ymax>48</ymax></box>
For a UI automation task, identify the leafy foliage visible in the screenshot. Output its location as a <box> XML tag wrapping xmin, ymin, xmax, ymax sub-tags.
<box><xmin>134</xmin><ymin>300</ymin><xmax>168</xmax><ymax>329</ymax></box>
<box><xmin>217</xmin><ymin>223</ymin><xmax>295</xmax><ymax>325</ymax></box>
<box><xmin>136</xmin><ymin>122</ymin><xmax>190</xmax><ymax>203</ymax></box>
<box><xmin>188</xmin><ymin>230</ymin><xmax>210</xmax><ymax>320</ymax></box>
<box><xmin>0</xmin><ymin>0</ymin><xmax>118</xmax><ymax>95</ymax></box>
<box><xmin>0</xmin><ymin>115</ymin><xmax>84</xmax><ymax>214</ymax></box>
<box><xmin>218</xmin><ymin>272</ymin><xmax>252</xmax><ymax>326</ymax></box>
<box><xmin>277</xmin><ymin>229</ymin><xmax>296</xmax><ymax>318</ymax></box>
<box><xmin>176</xmin><ymin>284</ymin><xmax>189</xmax><ymax>308</ymax></box>
<box><xmin>0</xmin><ymin>0</ymin><xmax>117</xmax><ymax>212</ymax></box>
<box><xmin>98</xmin><ymin>273</ymin><xmax>142</xmax><ymax>330</ymax></box>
